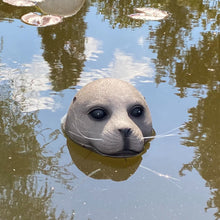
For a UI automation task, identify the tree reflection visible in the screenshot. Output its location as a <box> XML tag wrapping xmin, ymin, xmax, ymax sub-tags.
<box><xmin>151</xmin><ymin>2</ymin><xmax>220</xmax><ymax>217</ymax></box>
<box><xmin>38</xmin><ymin>3</ymin><xmax>88</xmax><ymax>91</ymax></box>
<box><xmin>154</xmin><ymin>31</ymin><xmax>220</xmax><ymax>96</ymax></box>
<box><xmin>92</xmin><ymin>0</ymin><xmax>150</xmax><ymax>28</ymax></box>
<box><xmin>175</xmin><ymin>33</ymin><xmax>219</xmax><ymax>96</ymax></box>
<box><xmin>149</xmin><ymin>2</ymin><xmax>220</xmax><ymax>218</ymax></box>
<box><xmin>0</xmin><ymin>1</ymin><xmax>86</xmax><ymax>217</ymax></box>
<box><xmin>180</xmin><ymin>88</ymin><xmax>220</xmax><ymax>219</ymax></box>
<box><xmin>93</xmin><ymin>0</ymin><xmax>219</xmax><ymax>89</ymax></box>
<box><xmin>0</xmin><ymin>86</ymin><xmax>55</xmax><ymax>219</ymax></box>
<box><xmin>0</xmin><ymin>86</ymin><xmax>73</xmax><ymax>218</ymax></box>
<box><xmin>151</xmin><ymin>1</ymin><xmax>219</xmax><ymax>90</ymax></box>
<box><xmin>0</xmin><ymin>1</ymin><xmax>35</xmax><ymax>19</ymax></box>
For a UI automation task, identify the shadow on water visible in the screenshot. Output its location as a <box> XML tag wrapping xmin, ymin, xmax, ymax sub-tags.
<box><xmin>67</xmin><ymin>137</ymin><xmax>151</xmax><ymax>181</ymax></box>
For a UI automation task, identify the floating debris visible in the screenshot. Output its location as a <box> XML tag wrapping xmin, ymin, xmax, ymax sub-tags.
<box><xmin>3</xmin><ymin>0</ymin><xmax>85</xmax><ymax>27</ymax></box>
<box><xmin>208</xmin><ymin>68</ymin><xmax>215</xmax><ymax>72</ymax></box>
<box><xmin>128</xmin><ymin>7</ymin><xmax>169</xmax><ymax>21</ymax></box>
<box><xmin>21</xmin><ymin>12</ymin><xmax>63</xmax><ymax>27</ymax></box>
<box><xmin>3</xmin><ymin>0</ymin><xmax>43</xmax><ymax>7</ymax></box>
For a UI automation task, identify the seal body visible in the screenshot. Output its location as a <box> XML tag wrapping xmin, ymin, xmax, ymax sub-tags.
<box><xmin>63</xmin><ymin>78</ymin><xmax>153</xmax><ymax>157</ymax></box>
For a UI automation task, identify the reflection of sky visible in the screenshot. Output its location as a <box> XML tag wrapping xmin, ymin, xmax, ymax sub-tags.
<box><xmin>84</xmin><ymin>37</ymin><xmax>103</xmax><ymax>61</ymax></box>
<box><xmin>80</xmin><ymin>47</ymin><xmax>154</xmax><ymax>86</ymax></box>
<box><xmin>0</xmin><ymin>3</ymin><xmax>218</xmax><ymax>220</ymax></box>
<box><xmin>0</xmin><ymin>20</ymin><xmax>57</xmax><ymax>112</ymax></box>
<box><xmin>0</xmin><ymin>55</ymin><xmax>55</xmax><ymax>112</ymax></box>
<box><xmin>172</xmin><ymin>6</ymin><xmax>219</xmax><ymax>58</ymax></box>
<box><xmin>81</xmin><ymin>6</ymin><xmax>157</xmax><ymax>86</ymax></box>
<box><xmin>0</xmin><ymin>20</ymin><xmax>42</xmax><ymax>66</ymax></box>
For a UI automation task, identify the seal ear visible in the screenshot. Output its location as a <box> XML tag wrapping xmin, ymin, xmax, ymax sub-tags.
<box><xmin>73</xmin><ymin>97</ymin><xmax>77</xmax><ymax>104</ymax></box>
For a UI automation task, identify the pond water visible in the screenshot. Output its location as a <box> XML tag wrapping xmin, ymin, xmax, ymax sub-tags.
<box><xmin>0</xmin><ymin>0</ymin><xmax>220</xmax><ymax>219</ymax></box>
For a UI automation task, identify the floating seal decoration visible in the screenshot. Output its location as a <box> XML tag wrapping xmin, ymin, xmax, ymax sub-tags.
<box><xmin>63</xmin><ymin>78</ymin><xmax>153</xmax><ymax>158</ymax></box>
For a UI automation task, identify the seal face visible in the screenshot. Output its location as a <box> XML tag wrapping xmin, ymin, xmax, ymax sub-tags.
<box><xmin>63</xmin><ymin>78</ymin><xmax>153</xmax><ymax>157</ymax></box>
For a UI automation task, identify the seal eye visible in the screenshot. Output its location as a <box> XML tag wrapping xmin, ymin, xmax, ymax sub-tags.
<box><xmin>89</xmin><ymin>108</ymin><xmax>107</xmax><ymax>120</ymax></box>
<box><xmin>129</xmin><ymin>105</ymin><xmax>144</xmax><ymax>118</ymax></box>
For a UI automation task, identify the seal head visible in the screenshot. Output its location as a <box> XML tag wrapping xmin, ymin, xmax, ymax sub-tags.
<box><xmin>63</xmin><ymin>78</ymin><xmax>153</xmax><ymax>157</ymax></box>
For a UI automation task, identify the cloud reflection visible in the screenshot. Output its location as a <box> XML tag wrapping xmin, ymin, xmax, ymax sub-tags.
<box><xmin>84</xmin><ymin>37</ymin><xmax>103</xmax><ymax>61</ymax></box>
<box><xmin>79</xmin><ymin>48</ymin><xmax>154</xmax><ymax>86</ymax></box>
<box><xmin>0</xmin><ymin>55</ymin><xmax>55</xmax><ymax>112</ymax></box>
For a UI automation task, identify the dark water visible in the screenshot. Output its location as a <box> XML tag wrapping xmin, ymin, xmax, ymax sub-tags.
<box><xmin>0</xmin><ymin>0</ymin><xmax>220</xmax><ymax>219</ymax></box>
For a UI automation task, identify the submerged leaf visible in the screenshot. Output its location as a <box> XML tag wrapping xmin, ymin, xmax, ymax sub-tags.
<box><xmin>21</xmin><ymin>12</ymin><xmax>63</xmax><ymax>27</ymax></box>
<box><xmin>128</xmin><ymin>7</ymin><xmax>169</xmax><ymax>21</ymax></box>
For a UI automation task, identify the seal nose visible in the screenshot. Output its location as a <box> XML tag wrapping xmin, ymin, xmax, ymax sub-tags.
<box><xmin>118</xmin><ymin>128</ymin><xmax>132</xmax><ymax>137</ymax></box>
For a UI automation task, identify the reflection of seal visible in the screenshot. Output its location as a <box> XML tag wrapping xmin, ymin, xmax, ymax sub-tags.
<box><xmin>63</xmin><ymin>78</ymin><xmax>153</xmax><ymax>157</ymax></box>
<box><xmin>67</xmin><ymin>137</ymin><xmax>150</xmax><ymax>181</ymax></box>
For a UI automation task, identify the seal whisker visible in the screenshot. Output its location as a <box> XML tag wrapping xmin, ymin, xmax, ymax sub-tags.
<box><xmin>142</xmin><ymin>125</ymin><xmax>183</xmax><ymax>140</ymax></box>
<box><xmin>142</xmin><ymin>133</ymin><xmax>177</xmax><ymax>140</ymax></box>
<box><xmin>68</xmin><ymin>130</ymin><xmax>102</xmax><ymax>141</ymax></box>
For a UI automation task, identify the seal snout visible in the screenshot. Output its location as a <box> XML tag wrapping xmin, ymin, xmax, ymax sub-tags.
<box><xmin>118</xmin><ymin>128</ymin><xmax>132</xmax><ymax>138</ymax></box>
<box><xmin>116</xmin><ymin>128</ymin><xmax>141</xmax><ymax>157</ymax></box>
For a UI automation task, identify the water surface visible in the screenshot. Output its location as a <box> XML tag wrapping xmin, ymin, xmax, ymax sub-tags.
<box><xmin>0</xmin><ymin>0</ymin><xmax>220</xmax><ymax>219</ymax></box>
